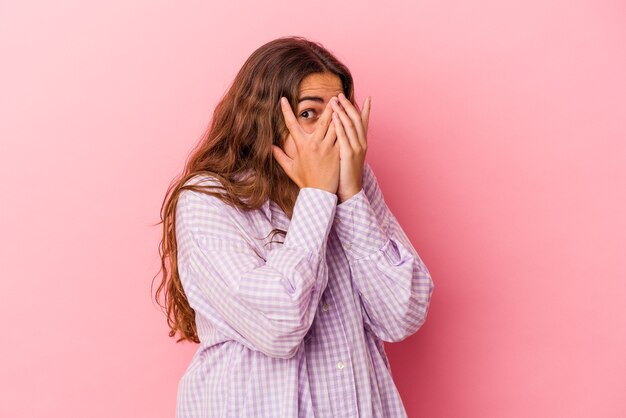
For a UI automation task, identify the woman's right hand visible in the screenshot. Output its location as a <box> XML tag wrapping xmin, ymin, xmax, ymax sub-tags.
<box><xmin>272</xmin><ymin>96</ymin><xmax>340</xmax><ymax>194</ymax></box>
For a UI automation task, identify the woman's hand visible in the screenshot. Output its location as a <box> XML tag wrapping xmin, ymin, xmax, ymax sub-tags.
<box><xmin>331</xmin><ymin>93</ymin><xmax>371</xmax><ymax>203</ymax></box>
<box><xmin>272</xmin><ymin>97</ymin><xmax>341</xmax><ymax>194</ymax></box>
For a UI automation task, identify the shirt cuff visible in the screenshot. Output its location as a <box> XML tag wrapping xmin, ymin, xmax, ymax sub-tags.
<box><xmin>283</xmin><ymin>187</ymin><xmax>338</xmax><ymax>255</ymax></box>
<box><xmin>333</xmin><ymin>188</ymin><xmax>389</xmax><ymax>260</ymax></box>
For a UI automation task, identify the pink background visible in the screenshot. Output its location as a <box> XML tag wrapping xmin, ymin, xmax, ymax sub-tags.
<box><xmin>1</xmin><ymin>1</ymin><xmax>625</xmax><ymax>417</ymax></box>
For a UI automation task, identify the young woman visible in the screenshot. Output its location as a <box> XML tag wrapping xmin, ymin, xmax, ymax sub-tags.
<box><xmin>154</xmin><ymin>36</ymin><xmax>434</xmax><ymax>417</ymax></box>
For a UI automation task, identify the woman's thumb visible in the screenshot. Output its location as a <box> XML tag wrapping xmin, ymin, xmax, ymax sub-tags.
<box><xmin>272</xmin><ymin>145</ymin><xmax>293</xmax><ymax>175</ymax></box>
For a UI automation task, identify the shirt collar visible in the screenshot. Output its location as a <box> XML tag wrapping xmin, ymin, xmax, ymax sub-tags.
<box><xmin>261</xmin><ymin>198</ymin><xmax>272</xmax><ymax>222</ymax></box>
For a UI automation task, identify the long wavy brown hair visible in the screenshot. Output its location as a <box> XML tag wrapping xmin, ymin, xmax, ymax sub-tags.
<box><xmin>152</xmin><ymin>36</ymin><xmax>356</xmax><ymax>344</ymax></box>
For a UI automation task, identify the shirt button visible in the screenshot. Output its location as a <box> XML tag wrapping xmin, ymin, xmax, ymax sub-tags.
<box><xmin>321</xmin><ymin>303</ymin><xmax>329</xmax><ymax>312</ymax></box>
<box><xmin>337</xmin><ymin>361</ymin><xmax>345</xmax><ymax>370</ymax></box>
<box><xmin>344</xmin><ymin>242</ymin><xmax>352</xmax><ymax>250</ymax></box>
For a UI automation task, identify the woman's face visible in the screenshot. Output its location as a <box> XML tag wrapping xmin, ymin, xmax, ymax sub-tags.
<box><xmin>282</xmin><ymin>71</ymin><xmax>345</xmax><ymax>157</ymax></box>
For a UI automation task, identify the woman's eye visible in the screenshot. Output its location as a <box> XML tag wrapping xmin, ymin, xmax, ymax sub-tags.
<box><xmin>299</xmin><ymin>109</ymin><xmax>317</xmax><ymax>120</ymax></box>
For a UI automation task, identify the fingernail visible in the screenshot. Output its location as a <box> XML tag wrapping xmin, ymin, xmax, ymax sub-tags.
<box><xmin>339</xmin><ymin>93</ymin><xmax>345</xmax><ymax>100</ymax></box>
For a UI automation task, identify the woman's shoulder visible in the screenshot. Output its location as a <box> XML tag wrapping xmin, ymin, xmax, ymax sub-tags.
<box><xmin>176</xmin><ymin>173</ymin><xmax>235</xmax><ymax>222</ymax></box>
<box><xmin>182</xmin><ymin>169</ymin><xmax>253</xmax><ymax>193</ymax></box>
<box><xmin>182</xmin><ymin>172</ymin><xmax>225</xmax><ymax>189</ymax></box>
<box><xmin>176</xmin><ymin>172</ymin><xmax>270</xmax><ymax>256</ymax></box>
<box><xmin>177</xmin><ymin>172</ymin><xmax>262</xmax><ymax>221</ymax></box>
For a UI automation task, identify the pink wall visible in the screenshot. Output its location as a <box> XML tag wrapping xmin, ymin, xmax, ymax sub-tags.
<box><xmin>1</xmin><ymin>1</ymin><xmax>624</xmax><ymax>417</ymax></box>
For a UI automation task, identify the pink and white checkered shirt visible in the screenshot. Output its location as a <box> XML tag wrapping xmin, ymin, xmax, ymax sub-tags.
<box><xmin>175</xmin><ymin>161</ymin><xmax>434</xmax><ymax>417</ymax></box>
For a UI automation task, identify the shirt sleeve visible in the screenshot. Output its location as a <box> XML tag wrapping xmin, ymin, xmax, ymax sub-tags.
<box><xmin>333</xmin><ymin>161</ymin><xmax>435</xmax><ymax>342</ymax></box>
<box><xmin>175</xmin><ymin>179</ymin><xmax>338</xmax><ymax>359</ymax></box>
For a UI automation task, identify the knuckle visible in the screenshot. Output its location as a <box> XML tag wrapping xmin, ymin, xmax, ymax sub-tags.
<box><xmin>308</xmin><ymin>141</ymin><xmax>320</xmax><ymax>151</ymax></box>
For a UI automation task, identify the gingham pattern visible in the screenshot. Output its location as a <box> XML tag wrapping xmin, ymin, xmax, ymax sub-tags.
<box><xmin>175</xmin><ymin>161</ymin><xmax>434</xmax><ymax>417</ymax></box>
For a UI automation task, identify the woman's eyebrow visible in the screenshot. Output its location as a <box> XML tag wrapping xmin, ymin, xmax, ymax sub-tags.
<box><xmin>298</xmin><ymin>96</ymin><xmax>324</xmax><ymax>104</ymax></box>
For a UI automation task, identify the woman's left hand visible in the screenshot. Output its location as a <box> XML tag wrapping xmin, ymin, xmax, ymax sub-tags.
<box><xmin>331</xmin><ymin>93</ymin><xmax>371</xmax><ymax>203</ymax></box>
